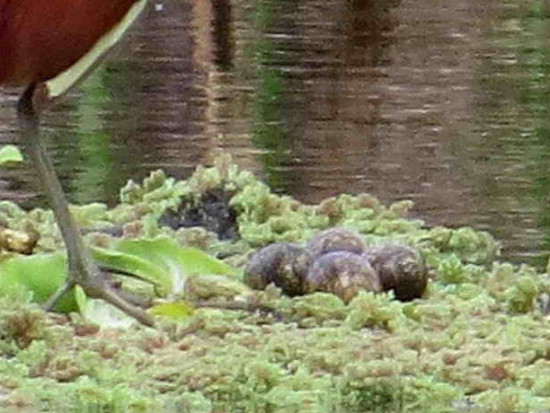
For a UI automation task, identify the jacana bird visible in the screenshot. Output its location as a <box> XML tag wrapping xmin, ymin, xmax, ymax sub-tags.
<box><xmin>0</xmin><ymin>0</ymin><xmax>154</xmax><ymax>326</ymax></box>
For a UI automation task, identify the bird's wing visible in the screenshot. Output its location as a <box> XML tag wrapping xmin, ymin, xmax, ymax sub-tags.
<box><xmin>45</xmin><ymin>0</ymin><xmax>147</xmax><ymax>100</ymax></box>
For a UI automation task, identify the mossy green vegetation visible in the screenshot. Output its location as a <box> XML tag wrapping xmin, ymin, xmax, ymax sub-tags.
<box><xmin>0</xmin><ymin>155</ymin><xmax>549</xmax><ymax>412</ymax></box>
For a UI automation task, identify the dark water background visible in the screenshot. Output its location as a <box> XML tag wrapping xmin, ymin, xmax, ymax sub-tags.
<box><xmin>1</xmin><ymin>0</ymin><xmax>550</xmax><ymax>268</ymax></box>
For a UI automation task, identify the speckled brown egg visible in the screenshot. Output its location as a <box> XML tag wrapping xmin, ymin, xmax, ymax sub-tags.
<box><xmin>306</xmin><ymin>227</ymin><xmax>366</xmax><ymax>258</ymax></box>
<box><xmin>244</xmin><ymin>242</ymin><xmax>306</xmax><ymax>296</ymax></box>
<box><xmin>305</xmin><ymin>251</ymin><xmax>382</xmax><ymax>303</ymax></box>
<box><xmin>294</xmin><ymin>227</ymin><xmax>367</xmax><ymax>279</ymax></box>
<box><xmin>364</xmin><ymin>244</ymin><xmax>428</xmax><ymax>301</ymax></box>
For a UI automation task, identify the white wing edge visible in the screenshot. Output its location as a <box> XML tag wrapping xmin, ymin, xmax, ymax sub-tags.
<box><xmin>45</xmin><ymin>0</ymin><xmax>148</xmax><ymax>99</ymax></box>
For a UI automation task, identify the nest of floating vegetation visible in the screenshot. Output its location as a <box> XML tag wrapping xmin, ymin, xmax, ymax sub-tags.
<box><xmin>0</xmin><ymin>154</ymin><xmax>549</xmax><ymax>412</ymax></box>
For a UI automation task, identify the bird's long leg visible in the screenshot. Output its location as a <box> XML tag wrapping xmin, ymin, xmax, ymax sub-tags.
<box><xmin>17</xmin><ymin>85</ymin><xmax>154</xmax><ymax>327</ymax></box>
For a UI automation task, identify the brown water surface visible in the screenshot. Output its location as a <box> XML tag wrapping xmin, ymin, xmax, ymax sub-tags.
<box><xmin>1</xmin><ymin>0</ymin><xmax>550</xmax><ymax>267</ymax></box>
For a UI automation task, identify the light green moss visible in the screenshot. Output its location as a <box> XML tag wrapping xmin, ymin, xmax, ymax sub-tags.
<box><xmin>0</xmin><ymin>157</ymin><xmax>549</xmax><ymax>412</ymax></box>
<box><xmin>346</xmin><ymin>291</ymin><xmax>406</xmax><ymax>332</ymax></box>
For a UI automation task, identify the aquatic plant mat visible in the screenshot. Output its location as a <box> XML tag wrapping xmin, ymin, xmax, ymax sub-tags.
<box><xmin>0</xmin><ymin>155</ymin><xmax>549</xmax><ymax>412</ymax></box>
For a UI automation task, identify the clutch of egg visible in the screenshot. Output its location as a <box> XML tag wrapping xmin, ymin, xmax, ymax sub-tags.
<box><xmin>244</xmin><ymin>227</ymin><xmax>428</xmax><ymax>302</ymax></box>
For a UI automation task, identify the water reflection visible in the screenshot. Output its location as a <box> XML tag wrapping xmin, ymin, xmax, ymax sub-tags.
<box><xmin>250</xmin><ymin>0</ymin><xmax>400</xmax><ymax>194</ymax></box>
<box><xmin>0</xmin><ymin>0</ymin><xmax>550</xmax><ymax>267</ymax></box>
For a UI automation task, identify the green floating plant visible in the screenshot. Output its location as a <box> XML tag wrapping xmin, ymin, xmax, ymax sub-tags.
<box><xmin>0</xmin><ymin>237</ymin><xmax>239</xmax><ymax>327</ymax></box>
<box><xmin>148</xmin><ymin>300</ymin><xmax>195</xmax><ymax>321</ymax></box>
<box><xmin>92</xmin><ymin>237</ymin><xmax>239</xmax><ymax>297</ymax></box>
<box><xmin>0</xmin><ymin>145</ymin><xmax>23</xmax><ymax>165</ymax></box>
<box><xmin>0</xmin><ymin>252</ymin><xmax>76</xmax><ymax>313</ymax></box>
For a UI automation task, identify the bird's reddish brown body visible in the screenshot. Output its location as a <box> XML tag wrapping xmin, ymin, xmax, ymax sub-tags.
<box><xmin>0</xmin><ymin>0</ymin><xmax>141</xmax><ymax>86</ymax></box>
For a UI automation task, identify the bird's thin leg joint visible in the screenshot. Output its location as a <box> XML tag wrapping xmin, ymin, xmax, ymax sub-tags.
<box><xmin>17</xmin><ymin>84</ymin><xmax>154</xmax><ymax>327</ymax></box>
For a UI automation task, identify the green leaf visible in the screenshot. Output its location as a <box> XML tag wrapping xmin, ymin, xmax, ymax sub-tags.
<box><xmin>0</xmin><ymin>237</ymin><xmax>239</xmax><ymax>328</ymax></box>
<box><xmin>93</xmin><ymin>237</ymin><xmax>240</xmax><ymax>296</ymax></box>
<box><xmin>0</xmin><ymin>145</ymin><xmax>23</xmax><ymax>165</ymax></box>
<box><xmin>149</xmin><ymin>300</ymin><xmax>195</xmax><ymax>321</ymax></box>
<box><xmin>75</xmin><ymin>286</ymin><xmax>135</xmax><ymax>328</ymax></box>
<box><xmin>0</xmin><ymin>252</ymin><xmax>76</xmax><ymax>312</ymax></box>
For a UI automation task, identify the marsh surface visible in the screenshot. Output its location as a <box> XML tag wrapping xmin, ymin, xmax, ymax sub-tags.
<box><xmin>1</xmin><ymin>0</ymin><xmax>549</xmax><ymax>267</ymax></box>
